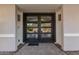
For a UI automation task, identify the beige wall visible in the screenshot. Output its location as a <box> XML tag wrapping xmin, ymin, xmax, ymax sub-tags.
<box><xmin>0</xmin><ymin>5</ymin><xmax>17</xmax><ymax>51</ymax></box>
<box><xmin>56</xmin><ymin>6</ymin><xmax>63</xmax><ymax>47</ymax></box>
<box><xmin>0</xmin><ymin>5</ymin><xmax>24</xmax><ymax>51</ymax></box>
<box><xmin>63</xmin><ymin>5</ymin><xmax>79</xmax><ymax>51</ymax></box>
<box><xmin>16</xmin><ymin>6</ymin><xmax>23</xmax><ymax>46</ymax></box>
<box><xmin>56</xmin><ymin>5</ymin><xmax>79</xmax><ymax>51</ymax></box>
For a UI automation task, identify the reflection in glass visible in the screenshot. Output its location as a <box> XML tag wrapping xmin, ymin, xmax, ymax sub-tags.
<box><xmin>27</xmin><ymin>16</ymin><xmax>38</xmax><ymax>22</ymax></box>
<box><xmin>41</xmin><ymin>34</ymin><xmax>51</xmax><ymax>38</ymax></box>
<box><xmin>27</xmin><ymin>23</ymin><xmax>38</xmax><ymax>27</ymax></box>
<box><xmin>41</xmin><ymin>23</ymin><xmax>51</xmax><ymax>27</ymax></box>
<box><xmin>41</xmin><ymin>28</ymin><xmax>51</xmax><ymax>33</ymax></box>
<box><xmin>41</xmin><ymin>16</ymin><xmax>51</xmax><ymax>22</ymax></box>
<box><xmin>27</xmin><ymin>34</ymin><xmax>38</xmax><ymax>38</ymax></box>
<box><xmin>27</xmin><ymin>28</ymin><xmax>38</xmax><ymax>33</ymax></box>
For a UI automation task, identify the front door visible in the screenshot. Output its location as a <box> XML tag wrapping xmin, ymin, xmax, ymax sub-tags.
<box><xmin>23</xmin><ymin>13</ymin><xmax>56</xmax><ymax>44</ymax></box>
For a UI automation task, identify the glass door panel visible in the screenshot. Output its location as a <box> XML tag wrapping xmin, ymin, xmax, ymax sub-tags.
<box><xmin>41</xmin><ymin>34</ymin><xmax>51</xmax><ymax>38</ymax></box>
<box><xmin>27</xmin><ymin>34</ymin><xmax>38</xmax><ymax>39</ymax></box>
<box><xmin>41</xmin><ymin>28</ymin><xmax>51</xmax><ymax>33</ymax></box>
<box><xmin>27</xmin><ymin>28</ymin><xmax>38</xmax><ymax>33</ymax></box>
<box><xmin>41</xmin><ymin>16</ymin><xmax>51</xmax><ymax>22</ymax></box>
<box><xmin>41</xmin><ymin>23</ymin><xmax>51</xmax><ymax>27</ymax></box>
<box><xmin>27</xmin><ymin>23</ymin><xmax>38</xmax><ymax>27</ymax></box>
<box><xmin>27</xmin><ymin>16</ymin><xmax>38</xmax><ymax>22</ymax></box>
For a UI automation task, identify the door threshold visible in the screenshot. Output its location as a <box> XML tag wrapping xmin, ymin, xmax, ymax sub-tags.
<box><xmin>28</xmin><ymin>43</ymin><xmax>39</xmax><ymax>46</ymax></box>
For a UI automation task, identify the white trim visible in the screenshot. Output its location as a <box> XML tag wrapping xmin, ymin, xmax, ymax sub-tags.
<box><xmin>64</xmin><ymin>33</ymin><xmax>79</xmax><ymax>37</ymax></box>
<box><xmin>0</xmin><ymin>34</ymin><xmax>15</xmax><ymax>37</ymax></box>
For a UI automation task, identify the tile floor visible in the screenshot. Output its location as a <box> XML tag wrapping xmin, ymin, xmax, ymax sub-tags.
<box><xmin>15</xmin><ymin>43</ymin><xmax>66</xmax><ymax>55</ymax></box>
<box><xmin>1</xmin><ymin>43</ymin><xmax>79</xmax><ymax>55</ymax></box>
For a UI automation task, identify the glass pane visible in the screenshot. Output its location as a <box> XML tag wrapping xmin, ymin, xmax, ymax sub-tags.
<box><xmin>41</xmin><ymin>28</ymin><xmax>51</xmax><ymax>33</ymax></box>
<box><xmin>41</xmin><ymin>34</ymin><xmax>51</xmax><ymax>38</ymax></box>
<box><xmin>27</xmin><ymin>23</ymin><xmax>38</xmax><ymax>27</ymax></box>
<box><xmin>27</xmin><ymin>16</ymin><xmax>38</xmax><ymax>22</ymax></box>
<box><xmin>27</xmin><ymin>34</ymin><xmax>38</xmax><ymax>38</ymax></box>
<box><xmin>27</xmin><ymin>28</ymin><xmax>38</xmax><ymax>33</ymax></box>
<box><xmin>41</xmin><ymin>23</ymin><xmax>51</xmax><ymax>27</ymax></box>
<box><xmin>41</xmin><ymin>16</ymin><xmax>51</xmax><ymax>22</ymax></box>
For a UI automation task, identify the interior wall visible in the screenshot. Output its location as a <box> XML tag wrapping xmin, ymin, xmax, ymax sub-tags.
<box><xmin>16</xmin><ymin>6</ymin><xmax>23</xmax><ymax>46</ymax></box>
<box><xmin>0</xmin><ymin>4</ymin><xmax>17</xmax><ymax>51</ymax></box>
<box><xmin>56</xmin><ymin>6</ymin><xmax>63</xmax><ymax>47</ymax></box>
<box><xmin>63</xmin><ymin>5</ymin><xmax>79</xmax><ymax>51</ymax></box>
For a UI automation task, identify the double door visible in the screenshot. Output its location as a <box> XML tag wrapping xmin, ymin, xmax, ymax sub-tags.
<box><xmin>23</xmin><ymin>13</ymin><xmax>55</xmax><ymax>43</ymax></box>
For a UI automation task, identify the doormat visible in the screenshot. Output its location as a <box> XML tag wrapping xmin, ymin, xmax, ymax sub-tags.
<box><xmin>28</xmin><ymin>43</ymin><xmax>39</xmax><ymax>46</ymax></box>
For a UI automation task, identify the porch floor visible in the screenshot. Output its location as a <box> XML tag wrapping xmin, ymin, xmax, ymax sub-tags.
<box><xmin>15</xmin><ymin>43</ymin><xmax>66</xmax><ymax>55</ymax></box>
<box><xmin>0</xmin><ymin>43</ymin><xmax>79</xmax><ymax>55</ymax></box>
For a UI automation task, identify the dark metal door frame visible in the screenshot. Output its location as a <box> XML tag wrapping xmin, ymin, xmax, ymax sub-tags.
<box><xmin>23</xmin><ymin>13</ymin><xmax>56</xmax><ymax>43</ymax></box>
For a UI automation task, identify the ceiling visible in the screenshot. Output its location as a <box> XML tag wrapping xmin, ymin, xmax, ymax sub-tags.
<box><xmin>17</xmin><ymin>4</ymin><xmax>61</xmax><ymax>13</ymax></box>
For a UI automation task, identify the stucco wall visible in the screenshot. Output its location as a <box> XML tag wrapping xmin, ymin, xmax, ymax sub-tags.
<box><xmin>63</xmin><ymin>5</ymin><xmax>79</xmax><ymax>51</ymax></box>
<box><xmin>56</xmin><ymin>6</ymin><xmax>63</xmax><ymax>47</ymax></box>
<box><xmin>0</xmin><ymin>5</ymin><xmax>17</xmax><ymax>51</ymax></box>
<box><xmin>16</xmin><ymin>6</ymin><xmax>23</xmax><ymax>46</ymax></box>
